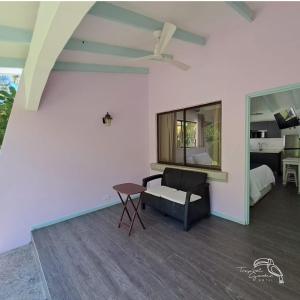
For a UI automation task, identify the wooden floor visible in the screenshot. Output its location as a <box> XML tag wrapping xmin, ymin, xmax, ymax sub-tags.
<box><xmin>32</xmin><ymin>181</ymin><xmax>300</xmax><ymax>300</ymax></box>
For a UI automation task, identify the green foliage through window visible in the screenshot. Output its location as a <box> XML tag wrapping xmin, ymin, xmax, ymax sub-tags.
<box><xmin>176</xmin><ymin>121</ymin><xmax>197</xmax><ymax>148</ymax></box>
<box><xmin>0</xmin><ymin>76</ymin><xmax>18</xmax><ymax>147</ymax></box>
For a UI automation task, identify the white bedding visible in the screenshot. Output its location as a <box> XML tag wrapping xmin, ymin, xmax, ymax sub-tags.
<box><xmin>250</xmin><ymin>164</ymin><xmax>275</xmax><ymax>205</ymax></box>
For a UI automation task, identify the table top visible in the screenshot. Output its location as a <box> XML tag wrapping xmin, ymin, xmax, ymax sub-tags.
<box><xmin>113</xmin><ymin>183</ymin><xmax>146</xmax><ymax>195</ymax></box>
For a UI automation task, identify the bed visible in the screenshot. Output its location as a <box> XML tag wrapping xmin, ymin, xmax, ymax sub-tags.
<box><xmin>250</xmin><ymin>164</ymin><xmax>275</xmax><ymax>206</ymax></box>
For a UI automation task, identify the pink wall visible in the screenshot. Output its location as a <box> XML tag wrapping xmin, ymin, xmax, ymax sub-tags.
<box><xmin>2</xmin><ymin>2</ymin><xmax>300</xmax><ymax>253</ymax></box>
<box><xmin>0</xmin><ymin>72</ymin><xmax>149</xmax><ymax>253</ymax></box>
<box><xmin>148</xmin><ymin>2</ymin><xmax>300</xmax><ymax>222</ymax></box>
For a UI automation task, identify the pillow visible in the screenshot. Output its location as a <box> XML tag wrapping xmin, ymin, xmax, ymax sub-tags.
<box><xmin>186</xmin><ymin>156</ymin><xmax>194</xmax><ymax>164</ymax></box>
<box><xmin>193</xmin><ymin>152</ymin><xmax>212</xmax><ymax>165</ymax></box>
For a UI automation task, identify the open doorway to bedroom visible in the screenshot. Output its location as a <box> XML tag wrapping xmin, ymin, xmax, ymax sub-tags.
<box><xmin>246</xmin><ymin>83</ymin><xmax>300</xmax><ymax>225</ymax></box>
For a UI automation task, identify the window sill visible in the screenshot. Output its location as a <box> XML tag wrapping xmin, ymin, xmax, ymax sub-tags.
<box><xmin>150</xmin><ymin>163</ymin><xmax>228</xmax><ymax>183</ymax></box>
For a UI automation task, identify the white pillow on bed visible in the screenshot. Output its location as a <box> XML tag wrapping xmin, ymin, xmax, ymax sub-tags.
<box><xmin>193</xmin><ymin>152</ymin><xmax>212</xmax><ymax>165</ymax></box>
<box><xmin>186</xmin><ymin>156</ymin><xmax>194</xmax><ymax>164</ymax></box>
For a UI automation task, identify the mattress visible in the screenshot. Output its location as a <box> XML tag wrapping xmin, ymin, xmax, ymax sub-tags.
<box><xmin>250</xmin><ymin>164</ymin><xmax>275</xmax><ymax>205</ymax></box>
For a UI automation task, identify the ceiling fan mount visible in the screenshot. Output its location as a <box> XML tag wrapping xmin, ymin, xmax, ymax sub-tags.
<box><xmin>134</xmin><ymin>22</ymin><xmax>190</xmax><ymax>71</ymax></box>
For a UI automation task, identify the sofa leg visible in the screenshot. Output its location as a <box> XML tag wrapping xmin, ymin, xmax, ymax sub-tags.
<box><xmin>142</xmin><ymin>203</ymin><xmax>146</xmax><ymax>210</ymax></box>
<box><xmin>183</xmin><ymin>222</ymin><xmax>190</xmax><ymax>231</ymax></box>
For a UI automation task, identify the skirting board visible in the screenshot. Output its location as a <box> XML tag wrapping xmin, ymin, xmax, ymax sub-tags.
<box><xmin>31</xmin><ymin>239</ymin><xmax>51</xmax><ymax>300</ymax></box>
<box><xmin>31</xmin><ymin>198</ymin><xmax>123</xmax><ymax>231</ymax></box>
<box><xmin>211</xmin><ymin>211</ymin><xmax>246</xmax><ymax>225</ymax></box>
<box><xmin>31</xmin><ymin>197</ymin><xmax>245</xmax><ymax>232</ymax></box>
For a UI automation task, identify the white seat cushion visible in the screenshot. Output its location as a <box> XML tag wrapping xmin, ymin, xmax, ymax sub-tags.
<box><xmin>162</xmin><ymin>190</ymin><xmax>201</xmax><ymax>205</ymax></box>
<box><xmin>144</xmin><ymin>186</ymin><xmax>176</xmax><ymax>198</ymax></box>
<box><xmin>145</xmin><ymin>186</ymin><xmax>201</xmax><ymax>205</ymax></box>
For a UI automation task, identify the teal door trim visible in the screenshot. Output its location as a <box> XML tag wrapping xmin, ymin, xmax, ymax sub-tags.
<box><xmin>245</xmin><ymin>82</ymin><xmax>300</xmax><ymax>224</ymax></box>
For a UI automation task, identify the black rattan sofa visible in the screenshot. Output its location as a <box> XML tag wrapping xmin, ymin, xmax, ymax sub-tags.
<box><xmin>141</xmin><ymin>168</ymin><xmax>210</xmax><ymax>231</ymax></box>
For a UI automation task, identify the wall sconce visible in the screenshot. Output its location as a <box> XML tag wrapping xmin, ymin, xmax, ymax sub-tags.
<box><xmin>102</xmin><ymin>112</ymin><xmax>113</xmax><ymax>126</ymax></box>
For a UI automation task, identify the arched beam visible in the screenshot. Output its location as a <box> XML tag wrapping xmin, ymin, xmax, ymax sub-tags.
<box><xmin>23</xmin><ymin>1</ymin><xmax>94</xmax><ymax>111</ymax></box>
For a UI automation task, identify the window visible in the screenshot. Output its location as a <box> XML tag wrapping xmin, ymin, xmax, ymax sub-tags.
<box><xmin>157</xmin><ymin>101</ymin><xmax>222</xmax><ymax>170</ymax></box>
<box><xmin>0</xmin><ymin>69</ymin><xmax>21</xmax><ymax>148</ymax></box>
<box><xmin>176</xmin><ymin>121</ymin><xmax>197</xmax><ymax>148</ymax></box>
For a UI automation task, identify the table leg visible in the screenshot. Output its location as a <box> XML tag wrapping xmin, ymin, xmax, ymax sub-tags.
<box><xmin>283</xmin><ymin>162</ymin><xmax>286</xmax><ymax>185</ymax></box>
<box><xmin>118</xmin><ymin>194</ymin><xmax>132</xmax><ymax>228</ymax></box>
<box><xmin>135</xmin><ymin>199</ymin><xmax>146</xmax><ymax>229</ymax></box>
<box><xmin>128</xmin><ymin>196</ymin><xmax>146</xmax><ymax>236</ymax></box>
<box><xmin>298</xmin><ymin>164</ymin><xmax>300</xmax><ymax>194</ymax></box>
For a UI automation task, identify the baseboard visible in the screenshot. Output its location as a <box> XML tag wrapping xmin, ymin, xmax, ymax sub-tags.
<box><xmin>211</xmin><ymin>211</ymin><xmax>246</xmax><ymax>225</ymax></box>
<box><xmin>31</xmin><ymin>199</ymin><xmax>121</xmax><ymax>231</ymax></box>
<box><xmin>30</xmin><ymin>198</ymin><xmax>244</xmax><ymax>232</ymax></box>
<box><xmin>31</xmin><ymin>239</ymin><xmax>51</xmax><ymax>300</ymax></box>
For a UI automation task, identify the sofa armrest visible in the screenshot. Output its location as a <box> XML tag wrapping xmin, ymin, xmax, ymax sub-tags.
<box><xmin>189</xmin><ymin>183</ymin><xmax>209</xmax><ymax>197</ymax></box>
<box><xmin>185</xmin><ymin>183</ymin><xmax>210</xmax><ymax>204</ymax></box>
<box><xmin>184</xmin><ymin>183</ymin><xmax>210</xmax><ymax>230</ymax></box>
<box><xmin>142</xmin><ymin>174</ymin><xmax>163</xmax><ymax>187</ymax></box>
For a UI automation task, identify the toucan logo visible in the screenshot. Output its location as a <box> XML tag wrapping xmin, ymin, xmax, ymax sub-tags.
<box><xmin>237</xmin><ymin>258</ymin><xmax>284</xmax><ymax>284</ymax></box>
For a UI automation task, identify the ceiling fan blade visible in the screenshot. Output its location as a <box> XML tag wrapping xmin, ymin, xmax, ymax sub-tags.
<box><xmin>251</xmin><ymin>112</ymin><xmax>264</xmax><ymax>115</ymax></box>
<box><xmin>168</xmin><ymin>59</ymin><xmax>190</xmax><ymax>71</ymax></box>
<box><xmin>157</xmin><ymin>22</ymin><xmax>176</xmax><ymax>55</ymax></box>
<box><xmin>132</xmin><ymin>55</ymin><xmax>158</xmax><ymax>61</ymax></box>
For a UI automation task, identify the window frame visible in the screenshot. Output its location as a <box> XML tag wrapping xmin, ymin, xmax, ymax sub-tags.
<box><xmin>156</xmin><ymin>101</ymin><xmax>222</xmax><ymax>171</ymax></box>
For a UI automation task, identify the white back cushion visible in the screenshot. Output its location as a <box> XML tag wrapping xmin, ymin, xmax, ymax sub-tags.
<box><xmin>145</xmin><ymin>186</ymin><xmax>201</xmax><ymax>205</ymax></box>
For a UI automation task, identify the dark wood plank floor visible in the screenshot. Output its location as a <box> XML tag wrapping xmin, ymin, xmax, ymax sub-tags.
<box><xmin>32</xmin><ymin>181</ymin><xmax>300</xmax><ymax>300</ymax></box>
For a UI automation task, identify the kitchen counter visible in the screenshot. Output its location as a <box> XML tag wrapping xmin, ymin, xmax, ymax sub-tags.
<box><xmin>250</xmin><ymin>149</ymin><xmax>283</xmax><ymax>154</ymax></box>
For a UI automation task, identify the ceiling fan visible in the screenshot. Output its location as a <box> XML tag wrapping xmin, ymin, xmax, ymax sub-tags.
<box><xmin>251</xmin><ymin>112</ymin><xmax>264</xmax><ymax>115</ymax></box>
<box><xmin>134</xmin><ymin>22</ymin><xmax>190</xmax><ymax>71</ymax></box>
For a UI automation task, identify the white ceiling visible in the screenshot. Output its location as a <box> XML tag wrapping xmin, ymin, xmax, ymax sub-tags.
<box><xmin>59</xmin><ymin>1</ymin><xmax>263</xmax><ymax>67</ymax></box>
<box><xmin>0</xmin><ymin>2</ymin><xmax>38</xmax><ymax>29</ymax></box>
<box><xmin>0</xmin><ymin>2</ymin><xmax>265</xmax><ymax>69</ymax></box>
<box><xmin>251</xmin><ymin>88</ymin><xmax>300</xmax><ymax>122</ymax></box>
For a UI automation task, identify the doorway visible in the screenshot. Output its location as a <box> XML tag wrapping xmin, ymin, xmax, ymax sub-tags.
<box><xmin>245</xmin><ymin>83</ymin><xmax>300</xmax><ymax>224</ymax></box>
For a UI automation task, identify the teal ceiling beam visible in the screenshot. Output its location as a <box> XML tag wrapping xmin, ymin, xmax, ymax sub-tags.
<box><xmin>88</xmin><ymin>2</ymin><xmax>206</xmax><ymax>46</ymax></box>
<box><xmin>227</xmin><ymin>2</ymin><xmax>254</xmax><ymax>22</ymax></box>
<box><xmin>0</xmin><ymin>26</ymin><xmax>169</xmax><ymax>59</ymax></box>
<box><xmin>53</xmin><ymin>61</ymin><xmax>149</xmax><ymax>74</ymax></box>
<box><xmin>0</xmin><ymin>57</ymin><xmax>25</xmax><ymax>68</ymax></box>
<box><xmin>0</xmin><ymin>58</ymin><xmax>149</xmax><ymax>74</ymax></box>
<box><xmin>0</xmin><ymin>25</ymin><xmax>32</xmax><ymax>43</ymax></box>
<box><xmin>65</xmin><ymin>38</ymin><xmax>172</xmax><ymax>59</ymax></box>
